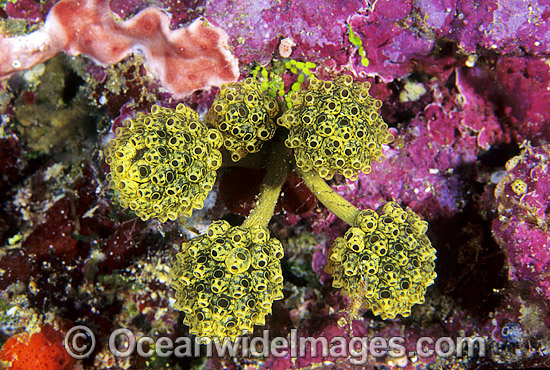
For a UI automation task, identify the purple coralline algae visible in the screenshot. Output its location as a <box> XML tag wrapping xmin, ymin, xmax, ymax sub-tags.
<box><xmin>320</xmin><ymin>73</ymin><xmax>507</xmax><ymax>221</ymax></box>
<box><xmin>493</xmin><ymin>144</ymin><xmax>550</xmax><ymax>302</ymax></box>
<box><xmin>492</xmin><ymin>57</ymin><xmax>550</xmax><ymax>144</ymax></box>
<box><xmin>205</xmin><ymin>0</ymin><xmax>550</xmax><ymax>83</ymax></box>
<box><xmin>2</xmin><ymin>0</ymin><xmax>56</xmax><ymax>23</ymax></box>
<box><xmin>205</xmin><ymin>0</ymin><xmax>363</xmax><ymax>66</ymax></box>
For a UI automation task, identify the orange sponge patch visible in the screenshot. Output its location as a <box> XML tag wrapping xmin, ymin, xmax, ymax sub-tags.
<box><xmin>0</xmin><ymin>325</ymin><xmax>75</xmax><ymax>370</ymax></box>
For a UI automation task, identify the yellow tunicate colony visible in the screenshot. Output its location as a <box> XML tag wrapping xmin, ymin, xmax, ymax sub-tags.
<box><xmin>277</xmin><ymin>75</ymin><xmax>394</xmax><ymax>180</ymax></box>
<box><xmin>325</xmin><ymin>202</ymin><xmax>437</xmax><ymax>320</ymax></box>
<box><xmin>206</xmin><ymin>78</ymin><xmax>280</xmax><ymax>162</ymax></box>
<box><xmin>105</xmin><ymin>104</ymin><xmax>223</xmax><ymax>222</ymax></box>
<box><xmin>171</xmin><ymin>220</ymin><xmax>285</xmax><ymax>342</ymax></box>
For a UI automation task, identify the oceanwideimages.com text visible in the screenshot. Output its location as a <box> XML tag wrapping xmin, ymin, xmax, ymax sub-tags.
<box><xmin>65</xmin><ymin>326</ymin><xmax>486</xmax><ymax>364</ymax></box>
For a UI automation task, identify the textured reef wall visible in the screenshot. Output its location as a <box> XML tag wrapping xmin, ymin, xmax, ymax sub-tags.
<box><xmin>0</xmin><ymin>0</ymin><xmax>550</xmax><ymax>369</ymax></box>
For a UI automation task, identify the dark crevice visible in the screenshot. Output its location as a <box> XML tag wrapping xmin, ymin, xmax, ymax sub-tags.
<box><xmin>62</xmin><ymin>70</ymin><xmax>85</xmax><ymax>105</ymax></box>
<box><xmin>281</xmin><ymin>259</ymin><xmax>309</xmax><ymax>287</ymax></box>
<box><xmin>478</xmin><ymin>142</ymin><xmax>521</xmax><ymax>167</ymax></box>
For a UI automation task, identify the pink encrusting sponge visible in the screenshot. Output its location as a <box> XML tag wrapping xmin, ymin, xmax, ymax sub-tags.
<box><xmin>0</xmin><ymin>0</ymin><xmax>239</xmax><ymax>97</ymax></box>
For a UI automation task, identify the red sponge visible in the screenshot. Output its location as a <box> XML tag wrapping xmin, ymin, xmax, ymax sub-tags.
<box><xmin>0</xmin><ymin>325</ymin><xmax>75</xmax><ymax>370</ymax></box>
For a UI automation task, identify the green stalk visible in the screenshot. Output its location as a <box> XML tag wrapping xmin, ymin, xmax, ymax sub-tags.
<box><xmin>242</xmin><ymin>139</ymin><xmax>292</xmax><ymax>229</ymax></box>
<box><xmin>297</xmin><ymin>168</ymin><xmax>360</xmax><ymax>226</ymax></box>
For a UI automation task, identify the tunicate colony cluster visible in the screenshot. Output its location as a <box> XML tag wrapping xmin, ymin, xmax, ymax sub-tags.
<box><xmin>279</xmin><ymin>75</ymin><xmax>394</xmax><ymax>180</ymax></box>
<box><xmin>326</xmin><ymin>203</ymin><xmax>436</xmax><ymax>320</ymax></box>
<box><xmin>206</xmin><ymin>78</ymin><xmax>279</xmax><ymax>162</ymax></box>
<box><xmin>105</xmin><ymin>75</ymin><xmax>437</xmax><ymax>342</ymax></box>
<box><xmin>172</xmin><ymin>221</ymin><xmax>284</xmax><ymax>340</ymax></box>
<box><xmin>105</xmin><ymin>105</ymin><xmax>223</xmax><ymax>222</ymax></box>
